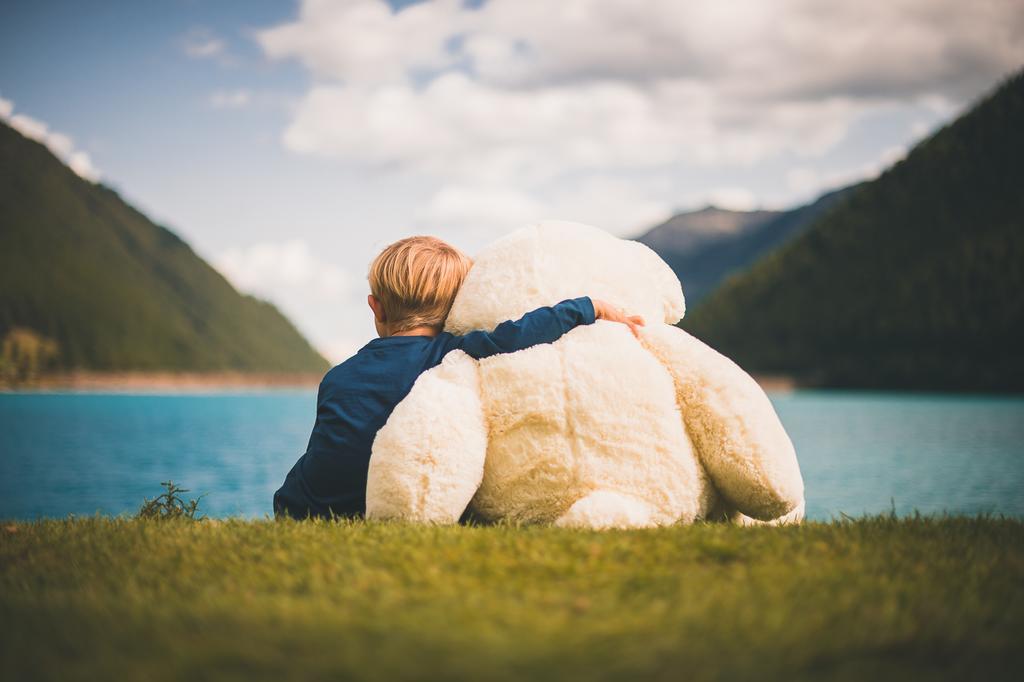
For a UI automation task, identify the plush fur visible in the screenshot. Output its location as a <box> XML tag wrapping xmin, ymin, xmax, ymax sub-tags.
<box><xmin>365</xmin><ymin>350</ymin><xmax>487</xmax><ymax>523</ymax></box>
<box><xmin>445</xmin><ymin>221</ymin><xmax>686</xmax><ymax>335</ymax></box>
<box><xmin>365</xmin><ymin>221</ymin><xmax>805</xmax><ymax>528</ymax></box>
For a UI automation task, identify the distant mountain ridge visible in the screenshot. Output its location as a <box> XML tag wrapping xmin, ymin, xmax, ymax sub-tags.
<box><xmin>638</xmin><ymin>206</ymin><xmax>781</xmax><ymax>257</ymax></box>
<box><xmin>0</xmin><ymin>121</ymin><xmax>329</xmax><ymax>376</ymax></box>
<box><xmin>683</xmin><ymin>71</ymin><xmax>1024</xmax><ymax>392</ymax></box>
<box><xmin>637</xmin><ymin>187</ymin><xmax>858</xmax><ymax>304</ymax></box>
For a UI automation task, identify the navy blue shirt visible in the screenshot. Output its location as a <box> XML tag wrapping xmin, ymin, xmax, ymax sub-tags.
<box><xmin>273</xmin><ymin>296</ymin><xmax>596</xmax><ymax>519</ymax></box>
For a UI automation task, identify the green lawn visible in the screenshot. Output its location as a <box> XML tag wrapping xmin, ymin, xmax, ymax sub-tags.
<box><xmin>2</xmin><ymin>516</ymin><xmax>1022</xmax><ymax>681</ymax></box>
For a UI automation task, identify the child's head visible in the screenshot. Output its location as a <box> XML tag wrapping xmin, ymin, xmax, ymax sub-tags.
<box><xmin>367</xmin><ymin>236</ymin><xmax>472</xmax><ymax>336</ymax></box>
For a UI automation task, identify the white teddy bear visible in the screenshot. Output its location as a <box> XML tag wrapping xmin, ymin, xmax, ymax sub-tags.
<box><xmin>366</xmin><ymin>221</ymin><xmax>805</xmax><ymax>529</ymax></box>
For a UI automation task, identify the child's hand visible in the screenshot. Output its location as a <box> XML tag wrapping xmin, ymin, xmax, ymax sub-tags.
<box><xmin>592</xmin><ymin>299</ymin><xmax>645</xmax><ymax>338</ymax></box>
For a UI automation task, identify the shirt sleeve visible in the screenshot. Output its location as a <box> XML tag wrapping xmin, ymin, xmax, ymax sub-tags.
<box><xmin>443</xmin><ymin>296</ymin><xmax>596</xmax><ymax>360</ymax></box>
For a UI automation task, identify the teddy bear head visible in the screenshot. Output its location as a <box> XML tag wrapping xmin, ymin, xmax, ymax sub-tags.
<box><xmin>444</xmin><ymin>220</ymin><xmax>686</xmax><ymax>335</ymax></box>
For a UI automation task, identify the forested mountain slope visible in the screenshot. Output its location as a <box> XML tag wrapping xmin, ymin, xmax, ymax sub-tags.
<box><xmin>684</xmin><ymin>71</ymin><xmax>1024</xmax><ymax>391</ymax></box>
<box><xmin>639</xmin><ymin>187</ymin><xmax>857</xmax><ymax>304</ymax></box>
<box><xmin>0</xmin><ymin>121</ymin><xmax>328</xmax><ymax>375</ymax></box>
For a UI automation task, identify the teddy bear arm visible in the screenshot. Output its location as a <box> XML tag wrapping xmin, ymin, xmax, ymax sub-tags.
<box><xmin>365</xmin><ymin>351</ymin><xmax>488</xmax><ymax>523</ymax></box>
<box><xmin>640</xmin><ymin>325</ymin><xmax>805</xmax><ymax>521</ymax></box>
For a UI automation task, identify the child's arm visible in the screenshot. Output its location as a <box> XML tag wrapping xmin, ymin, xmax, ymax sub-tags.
<box><xmin>444</xmin><ymin>296</ymin><xmax>644</xmax><ymax>360</ymax></box>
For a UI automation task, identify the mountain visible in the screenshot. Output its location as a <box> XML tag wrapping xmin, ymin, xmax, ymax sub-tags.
<box><xmin>638</xmin><ymin>206</ymin><xmax>781</xmax><ymax>258</ymax></box>
<box><xmin>0</xmin><ymin>120</ymin><xmax>329</xmax><ymax>376</ymax></box>
<box><xmin>638</xmin><ymin>188</ymin><xmax>859</xmax><ymax>304</ymax></box>
<box><xmin>684</xmin><ymin>71</ymin><xmax>1024</xmax><ymax>392</ymax></box>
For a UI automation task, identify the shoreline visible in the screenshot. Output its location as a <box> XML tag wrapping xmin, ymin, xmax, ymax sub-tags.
<box><xmin>2</xmin><ymin>371</ymin><xmax>323</xmax><ymax>392</ymax></box>
<box><xmin>751</xmin><ymin>374</ymin><xmax>796</xmax><ymax>393</ymax></box>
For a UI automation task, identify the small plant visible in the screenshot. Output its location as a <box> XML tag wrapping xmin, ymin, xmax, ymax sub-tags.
<box><xmin>137</xmin><ymin>481</ymin><xmax>205</xmax><ymax>520</ymax></box>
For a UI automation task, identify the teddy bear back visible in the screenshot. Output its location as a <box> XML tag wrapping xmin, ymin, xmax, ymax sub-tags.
<box><xmin>445</xmin><ymin>221</ymin><xmax>686</xmax><ymax>335</ymax></box>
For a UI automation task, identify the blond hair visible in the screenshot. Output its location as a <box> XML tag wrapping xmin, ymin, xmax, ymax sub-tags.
<box><xmin>368</xmin><ymin>236</ymin><xmax>473</xmax><ymax>333</ymax></box>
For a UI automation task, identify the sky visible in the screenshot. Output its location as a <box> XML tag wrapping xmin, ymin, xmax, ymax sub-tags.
<box><xmin>1</xmin><ymin>0</ymin><xmax>1022</xmax><ymax>362</ymax></box>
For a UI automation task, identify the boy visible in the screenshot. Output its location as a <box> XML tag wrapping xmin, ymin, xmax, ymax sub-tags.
<box><xmin>273</xmin><ymin>235</ymin><xmax>644</xmax><ymax>520</ymax></box>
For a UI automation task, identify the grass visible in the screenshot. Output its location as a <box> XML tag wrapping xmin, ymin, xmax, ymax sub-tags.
<box><xmin>1</xmin><ymin>516</ymin><xmax>1022</xmax><ymax>681</ymax></box>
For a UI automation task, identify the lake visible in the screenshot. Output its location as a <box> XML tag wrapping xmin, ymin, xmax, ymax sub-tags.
<box><xmin>1</xmin><ymin>390</ymin><xmax>1022</xmax><ymax>521</ymax></box>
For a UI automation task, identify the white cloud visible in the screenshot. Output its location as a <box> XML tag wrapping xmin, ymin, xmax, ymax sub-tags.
<box><xmin>419</xmin><ymin>184</ymin><xmax>545</xmax><ymax>233</ymax></box>
<box><xmin>256</xmin><ymin>0</ymin><xmax>1024</xmax><ymax>99</ymax></box>
<box><xmin>283</xmin><ymin>77</ymin><xmax>859</xmax><ymax>182</ymax></box>
<box><xmin>260</xmin><ymin>0</ymin><xmax>1024</xmax><ymax>99</ymax></box>
<box><xmin>43</xmin><ymin>130</ymin><xmax>74</xmax><ymax>157</ymax></box>
<box><xmin>215</xmin><ymin>240</ymin><xmax>362</xmax><ymax>362</ymax></box>
<box><xmin>183</xmin><ymin>28</ymin><xmax>226</xmax><ymax>59</ymax></box>
<box><xmin>208</xmin><ymin>89</ymin><xmax>252</xmax><ymax>109</ymax></box>
<box><xmin>255</xmin><ymin>0</ymin><xmax>1024</xmax><ymax>232</ymax></box>
<box><xmin>910</xmin><ymin>120</ymin><xmax>933</xmax><ymax>139</ymax></box>
<box><xmin>784</xmin><ymin>168</ymin><xmax>823</xmax><ymax>199</ymax></box>
<box><xmin>67</xmin><ymin>151</ymin><xmax>100</xmax><ymax>182</ymax></box>
<box><xmin>8</xmin><ymin>113</ymin><xmax>48</xmax><ymax>140</ymax></box>
<box><xmin>875</xmin><ymin>145</ymin><xmax>909</xmax><ymax>171</ymax></box>
<box><xmin>1</xmin><ymin>98</ymin><xmax>101</xmax><ymax>182</ymax></box>
<box><xmin>417</xmin><ymin>176</ymin><xmax>677</xmax><ymax>238</ymax></box>
<box><xmin>543</xmin><ymin>178</ymin><xmax>675</xmax><ymax>236</ymax></box>
<box><xmin>258</xmin><ymin>0</ymin><xmax>464</xmax><ymax>84</ymax></box>
<box><xmin>785</xmin><ymin>144</ymin><xmax>910</xmax><ymax>203</ymax></box>
<box><xmin>703</xmin><ymin>188</ymin><xmax>759</xmax><ymax>212</ymax></box>
<box><xmin>216</xmin><ymin>239</ymin><xmax>349</xmax><ymax>297</ymax></box>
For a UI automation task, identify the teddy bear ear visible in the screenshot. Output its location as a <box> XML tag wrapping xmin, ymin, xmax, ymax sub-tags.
<box><xmin>445</xmin><ymin>220</ymin><xmax>686</xmax><ymax>335</ymax></box>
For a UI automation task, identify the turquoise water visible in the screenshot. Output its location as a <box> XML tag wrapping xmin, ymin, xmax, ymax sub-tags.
<box><xmin>0</xmin><ymin>390</ymin><xmax>1022</xmax><ymax>521</ymax></box>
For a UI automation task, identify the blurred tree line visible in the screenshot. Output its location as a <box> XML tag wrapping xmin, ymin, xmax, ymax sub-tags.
<box><xmin>1</xmin><ymin>327</ymin><xmax>59</xmax><ymax>385</ymax></box>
